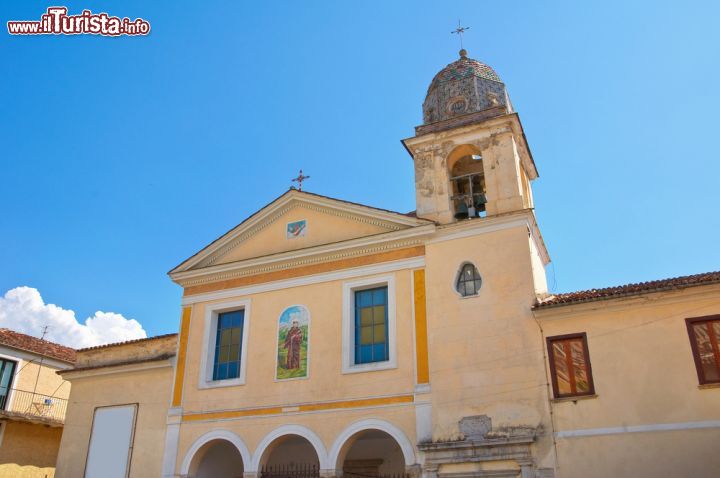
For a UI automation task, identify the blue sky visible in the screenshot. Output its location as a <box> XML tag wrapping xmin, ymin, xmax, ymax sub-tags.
<box><xmin>1</xmin><ymin>1</ymin><xmax>719</xmax><ymax>340</ymax></box>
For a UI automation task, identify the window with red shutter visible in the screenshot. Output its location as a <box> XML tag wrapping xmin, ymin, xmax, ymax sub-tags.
<box><xmin>547</xmin><ymin>333</ymin><xmax>595</xmax><ymax>398</ymax></box>
<box><xmin>686</xmin><ymin>316</ymin><xmax>720</xmax><ymax>385</ymax></box>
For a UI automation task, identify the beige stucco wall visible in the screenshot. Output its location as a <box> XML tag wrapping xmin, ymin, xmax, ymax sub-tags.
<box><xmin>55</xmin><ymin>363</ymin><xmax>174</xmax><ymax>478</ymax></box>
<box><xmin>176</xmin><ymin>263</ymin><xmax>420</xmax><ymax>473</ymax></box>
<box><xmin>0</xmin><ymin>420</ymin><xmax>63</xmax><ymax>478</ymax></box>
<box><xmin>218</xmin><ymin>205</ymin><xmax>399</xmax><ymax>265</ymax></box>
<box><xmin>424</xmin><ymin>223</ymin><xmax>555</xmax><ymax>468</ymax></box>
<box><xmin>181</xmin><ymin>268</ymin><xmax>416</xmax><ymax>413</ymax></box>
<box><xmin>75</xmin><ymin>336</ymin><xmax>177</xmax><ymax>368</ymax></box>
<box><xmin>175</xmin><ymin>212</ymin><xmax>555</xmax><ymax>474</ymax></box>
<box><xmin>0</xmin><ymin>347</ymin><xmax>71</xmax><ymax>478</ymax></box>
<box><xmin>0</xmin><ymin>346</ymin><xmax>71</xmax><ymax>401</ymax></box>
<box><xmin>537</xmin><ymin>285</ymin><xmax>720</xmax><ymax>478</ymax></box>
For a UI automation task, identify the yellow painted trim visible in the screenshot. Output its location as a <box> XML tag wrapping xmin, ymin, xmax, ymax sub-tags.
<box><xmin>413</xmin><ymin>269</ymin><xmax>430</xmax><ymax>385</ymax></box>
<box><xmin>183</xmin><ymin>246</ymin><xmax>426</xmax><ymax>296</ymax></box>
<box><xmin>172</xmin><ymin>307</ymin><xmax>192</xmax><ymax>407</ymax></box>
<box><xmin>182</xmin><ymin>394</ymin><xmax>414</xmax><ymax>422</ymax></box>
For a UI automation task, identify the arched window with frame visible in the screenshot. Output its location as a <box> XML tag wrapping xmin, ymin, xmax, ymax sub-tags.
<box><xmin>456</xmin><ymin>263</ymin><xmax>482</xmax><ymax>297</ymax></box>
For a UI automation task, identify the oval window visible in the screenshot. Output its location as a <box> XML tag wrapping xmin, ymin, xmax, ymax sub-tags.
<box><xmin>456</xmin><ymin>263</ymin><xmax>482</xmax><ymax>297</ymax></box>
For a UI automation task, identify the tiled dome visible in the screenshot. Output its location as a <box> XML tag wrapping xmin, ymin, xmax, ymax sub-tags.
<box><xmin>427</xmin><ymin>51</ymin><xmax>501</xmax><ymax>93</ymax></box>
<box><xmin>421</xmin><ymin>50</ymin><xmax>511</xmax><ymax>128</ymax></box>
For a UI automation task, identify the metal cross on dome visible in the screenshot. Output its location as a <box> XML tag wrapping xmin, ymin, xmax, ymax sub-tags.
<box><xmin>451</xmin><ymin>20</ymin><xmax>470</xmax><ymax>50</ymax></box>
<box><xmin>291</xmin><ymin>169</ymin><xmax>310</xmax><ymax>191</ymax></box>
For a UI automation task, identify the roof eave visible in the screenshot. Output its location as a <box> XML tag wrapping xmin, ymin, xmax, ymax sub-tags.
<box><xmin>534</xmin><ymin>275</ymin><xmax>720</xmax><ymax>311</ymax></box>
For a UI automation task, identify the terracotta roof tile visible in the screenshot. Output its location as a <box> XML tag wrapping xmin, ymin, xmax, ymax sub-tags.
<box><xmin>0</xmin><ymin>329</ymin><xmax>76</xmax><ymax>363</ymax></box>
<box><xmin>535</xmin><ymin>271</ymin><xmax>720</xmax><ymax>309</ymax></box>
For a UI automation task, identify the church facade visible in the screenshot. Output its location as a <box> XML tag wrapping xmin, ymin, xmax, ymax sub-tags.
<box><xmin>54</xmin><ymin>50</ymin><xmax>720</xmax><ymax>478</ymax></box>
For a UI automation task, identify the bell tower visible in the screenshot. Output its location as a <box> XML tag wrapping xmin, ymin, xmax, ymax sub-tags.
<box><xmin>402</xmin><ymin>49</ymin><xmax>538</xmax><ymax>224</ymax></box>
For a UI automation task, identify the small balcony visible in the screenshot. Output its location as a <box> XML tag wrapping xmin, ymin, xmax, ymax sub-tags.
<box><xmin>0</xmin><ymin>389</ymin><xmax>68</xmax><ymax>426</ymax></box>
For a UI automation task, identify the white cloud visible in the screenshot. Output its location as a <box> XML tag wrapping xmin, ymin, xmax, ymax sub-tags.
<box><xmin>0</xmin><ymin>286</ymin><xmax>147</xmax><ymax>349</ymax></box>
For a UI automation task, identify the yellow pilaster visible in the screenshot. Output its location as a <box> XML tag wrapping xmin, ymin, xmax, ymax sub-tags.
<box><xmin>413</xmin><ymin>269</ymin><xmax>430</xmax><ymax>385</ymax></box>
<box><xmin>171</xmin><ymin>306</ymin><xmax>192</xmax><ymax>407</ymax></box>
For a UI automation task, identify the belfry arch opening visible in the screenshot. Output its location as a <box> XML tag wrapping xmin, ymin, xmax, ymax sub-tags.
<box><xmin>187</xmin><ymin>439</ymin><xmax>245</xmax><ymax>478</ymax></box>
<box><xmin>335</xmin><ymin>429</ymin><xmax>407</xmax><ymax>478</ymax></box>
<box><xmin>447</xmin><ymin>144</ymin><xmax>487</xmax><ymax>220</ymax></box>
<box><xmin>259</xmin><ymin>434</ymin><xmax>321</xmax><ymax>478</ymax></box>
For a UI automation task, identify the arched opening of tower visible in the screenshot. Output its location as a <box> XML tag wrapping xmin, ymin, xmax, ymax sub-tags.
<box><xmin>450</xmin><ymin>153</ymin><xmax>487</xmax><ymax>220</ymax></box>
<box><xmin>337</xmin><ymin>430</ymin><xmax>406</xmax><ymax>478</ymax></box>
<box><xmin>259</xmin><ymin>435</ymin><xmax>321</xmax><ymax>478</ymax></box>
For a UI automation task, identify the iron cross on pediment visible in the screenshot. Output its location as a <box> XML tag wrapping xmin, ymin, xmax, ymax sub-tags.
<box><xmin>291</xmin><ymin>170</ymin><xmax>310</xmax><ymax>191</ymax></box>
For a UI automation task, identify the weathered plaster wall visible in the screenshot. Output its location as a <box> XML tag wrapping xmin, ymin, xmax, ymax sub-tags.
<box><xmin>75</xmin><ymin>335</ymin><xmax>177</xmax><ymax>368</ymax></box>
<box><xmin>424</xmin><ymin>224</ymin><xmax>555</xmax><ymax>468</ymax></box>
<box><xmin>0</xmin><ymin>346</ymin><xmax>70</xmax><ymax>400</ymax></box>
<box><xmin>0</xmin><ymin>420</ymin><xmax>62</xmax><ymax>478</ymax></box>
<box><xmin>55</xmin><ymin>363</ymin><xmax>174</xmax><ymax>478</ymax></box>
<box><xmin>537</xmin><ymin>285</ymin><xmax>720</xmax><ymax>478</ymax></box>
<box><xmin>406</xmin><ymin>117</ymin><xmax>533</xmax><ymax>224</ymax></box>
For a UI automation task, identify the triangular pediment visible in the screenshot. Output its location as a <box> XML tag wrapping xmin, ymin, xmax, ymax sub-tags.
<box><xmin>170</xmin><ymin>190</ymin><xmax>429</xmax><ymax>275</ymax></box>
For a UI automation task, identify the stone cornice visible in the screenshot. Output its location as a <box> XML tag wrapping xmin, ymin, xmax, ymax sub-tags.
<box><xmin>428</xmin><ymin>209</ymin><xmax>550</xmax><ymax>266</ymax></box>
<box><xmin>173</xmin><ymin>230</ymin><xmax>432</xmax><ymax>288</ymax></box>
<box><xmin>402</xmin><ymin>112</ymin><xmax>538</xmax><ymax>180</ymax></box>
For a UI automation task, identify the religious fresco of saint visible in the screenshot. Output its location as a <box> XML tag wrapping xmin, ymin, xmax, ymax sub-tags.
<box><xmin>276</xmin><ymin>305</ymin><xmax>309</xmax><ymax>380</ymax></box>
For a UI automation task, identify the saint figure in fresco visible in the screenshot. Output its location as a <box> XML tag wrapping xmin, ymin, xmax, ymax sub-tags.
<box><xmin>284</xmin><ymin>317</ymin><xmax>303</xmax><ymax>369</ymax></box>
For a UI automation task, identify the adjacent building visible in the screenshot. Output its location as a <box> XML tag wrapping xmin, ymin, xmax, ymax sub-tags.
<box><xmin>534</xmin><ymin>273</ymin><xmax>720</xmax><ymax>477</ymax></box>
<box><xmin>0</xmin><ymin>328</ymin><xmax>75</xmax><ymax>478</ymax></box>
<box><xmin>55</xmin><ymin>334</ymin><xmax>177</xmax><ymax>478</ymax></box>
<box><xmin>53</xmin><ymin>49</ymin><xmax>720</xmax><ymax>478</ymax></box>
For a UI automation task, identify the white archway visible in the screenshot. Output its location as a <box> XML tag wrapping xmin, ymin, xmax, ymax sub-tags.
<box><xmin>328</xmin><ymin>419</ymin><xmax>416</xmax><ymax>471</ymax></box>
<box><xmin>251</xmin><ymin>424</ymin><xmax>330</xmax><ymax>471</ymax></box>
<box><xmin>180</xmin><ymin>429</ymin><xmax>252</xmax><ymax>475</ymax></box>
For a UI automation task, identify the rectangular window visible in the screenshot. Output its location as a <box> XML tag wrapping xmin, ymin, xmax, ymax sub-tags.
<box><xmin>0</xmin><ymin>359</ymin><xmax>16</xmax><ymax>411</ymax></box>
<box><xmin>213</xmin><ymin>310</ymin><xmax>245</xmax><ymax>381</ymax></box>
<box><xmin>547</xmin><ymin>333</ymin><xmax>595</xmax><ymax>398</ymax></box>
<box><xmin>686</xmin><ymin>316</ymin><xmax>720</xmax><ymax>385</ymax></box>
<box><xmin>354</xmin><ymin>286</ymin><xmax>389</xmax><ymax>364</ymax></box>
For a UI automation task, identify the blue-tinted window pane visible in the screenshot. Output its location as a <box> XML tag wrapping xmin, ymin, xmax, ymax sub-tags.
<box><xmin>0</xmin><ymin>359</ymin><xmax>16</xmax><ymax>411</ymax></box>
<box><xmin>373</xmin><ymin>343</ymin><xmax>387</xmax><ymax>362</ymax></box>
<box><xmin>354</xmin><ymin>286</ymin><xmax>389</xmax><ymax>365</ymax></box>
<box><xmin>372</xmin><ymin>288</ymin><xmax>386</xmax><ymax>305</ymax></box>
<box><xmin>217</xmin><ymin>363</ymin><xmax>228</xmax><ymax>380</ymax></box>
<box><xmin>213</xmin><ymin>310</ymin><xmax>245</xmax><ymax>380</ymax></box>
<box><xmin>227</xmin><ymin>361</ymin><xmax>238</xmax><ymax>378</ymax></box>
<box><xmin>357</xmin><ymin>290</ymin><xmax>372</xmax><ymax>307</ymax></box>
